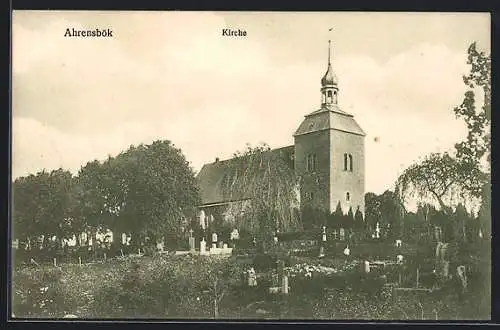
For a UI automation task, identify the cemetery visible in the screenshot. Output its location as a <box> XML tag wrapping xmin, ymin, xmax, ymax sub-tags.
<box><xmin>12</xmin><ymin>221</ymin><xmax>490</xmax><ymax>320</ymax></box>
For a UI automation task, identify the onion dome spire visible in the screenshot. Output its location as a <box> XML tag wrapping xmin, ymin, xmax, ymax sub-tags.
<box><xmin>321</xmin><ymin>40</ymin><xmax>338</xmax><ymax>87</ymax></box>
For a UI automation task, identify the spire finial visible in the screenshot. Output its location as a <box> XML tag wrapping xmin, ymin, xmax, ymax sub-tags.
<box><xmin>328</xmin><ymin>40</ymin><xmax>331</xmax><ymax>65</ymax></box>
<box><xmin>328</xmin><ymin>27</ymin><xmax>333</xmax><ymax>65</ymax></box>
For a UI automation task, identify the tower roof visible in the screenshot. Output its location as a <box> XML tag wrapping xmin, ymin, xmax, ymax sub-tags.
<box><xmin>321</xmin><ymin>63</ymin><xmax>338</xmax><ymax>87</ymax></box>
<box><xmin>293</xmin><ymin>108</ymin><xmax>366</xmax><ymax>137</ymax></box>
<box><xmin>321</xmin><ymin>40</ymin><xmax>338</xmax><ymax>87</ymax></box>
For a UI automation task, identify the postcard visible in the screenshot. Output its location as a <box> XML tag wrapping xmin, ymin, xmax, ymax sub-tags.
<box><xmin>11</xmin><ymin>11</ymin><xmax>491</xmax><ymax>320</ymax></box>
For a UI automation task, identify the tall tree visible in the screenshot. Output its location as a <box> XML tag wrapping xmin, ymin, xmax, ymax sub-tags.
<box><xmin>220</xmin><ymin>143</ymin><xmax>300</xmax><ymax>245</ymax></box>
<box><xmin>454</xmin><ymin>42</ymin><xmax>491</xmax><ymax>240</ymax></box>
<box><xmin>12</xmin><ymin>169</ymin><xmax>75</xmax><ymax>249</ymax></box>
<box><xmin>364</xmin><ymin>192</ymin><xmax>381</xmax><ymax>231</ymax></box>
<box><xmin>12</xmin><ymin>174</ymin><xmax>44</xmax><ymax>249</ymax></box>
<box><xmin>45</xmin><ymin>169</ymin><xmax>76</xmax><ymax>245</ymax></box>
<box><xmin>354</xmin><ymin>206</ymin><xmax>364</xmax><ymax>230</ymax></box>
<box><xmin>454</xmin><ymin>42</ymin><xmax>491</xmax><ymax>170</ymax></box>
<box><xmin>75</xmin><ymin>160</ymin><xmax>110</xmax><ymax>248</ymax></box>
<box><xmin>117</xmin><ymin>141</ymin><xmax>201</xmax><ymax>246</ymax></box>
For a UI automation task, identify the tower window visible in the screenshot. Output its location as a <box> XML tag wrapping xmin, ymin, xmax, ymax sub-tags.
<box><xmin>344</xmin><ymin>153</ymin><xmax>353</xmax><ymax>172</ymax></box>
<box><xmin>346</xmin><ymin>192</ymin><xmax>350</xmax><ymax>201</ymax></box>
<box><xmin>306</xmin><ymin>154</ymin><xmax>317</xmax><ymax>172</ymax></box>
<box><xmin>327</xmin><ymin>90</ymin><xmax>332</xmax><ymax>103</ymax></box>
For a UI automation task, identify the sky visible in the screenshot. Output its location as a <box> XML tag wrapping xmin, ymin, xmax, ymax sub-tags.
<box><xmin>12</xmin><ymin>11</ymin><xmax>490</xmax><ymax>196</ymax></box>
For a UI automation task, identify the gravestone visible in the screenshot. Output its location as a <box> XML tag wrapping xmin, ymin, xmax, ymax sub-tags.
<box><xmin>248</xmin><ymin>267</ymin><xmax>257</xmax><ymax>287</ymax></box>
<box><xmin>277</xmin><ymin>260</ymin><xmax>285</xmax><ymax>282</ymax></box>
<box><xmin>375</xmin><ymin>222</ymin><xmax>381</xmax><ymax>239</ymax></box>
<box><xmin>456</xmin><ymin>265</ymin><xmax>467</xmax><ymax>292</ymax></box>
<box><xmin>319</xmin><ymin>246</ymin><xmax>325</xmax><ymax>258</ymax></box>
<box><xmin>230</xmin><ymin>229</ymin><xmax>239</xmax><ymax>248</ymax></box>
<box><xmin>435</xmin><ymin>242</ymin><xmax>450</xmax><ymax>278</ymax></box>
<box><xmin>189</xmin><ymin>237</ymin><xmax>196</xmax><ymax>252</ymax></box>
<box><xmin>200</xmin><ymin>238</ymin><xmax>208</xmax><ymax>255</ymax></box>
<box><xmin>269</xmin><ymin>273</ymin><xmax>281</xmax><ymax>293</ymax></box>
<box><xmin>443</xmin><ymin>261</ymin><xmax>450</xmax><ymax>278</ymax></box>
<box><xmin>282</xmin><ymin>275</ymin><xmax>289</xmax><ymax>294</ymax></box>
<box><xmin>319</xmin><ymin>226</ymin><xmax>327</xmax><ymax>257</ymax></box>
<box><xmin>364</xmin><ymin>260</ymin><xmax>370</xmax><ymax>273</ymax></box>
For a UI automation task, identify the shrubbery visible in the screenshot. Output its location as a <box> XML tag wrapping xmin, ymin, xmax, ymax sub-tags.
<box><xmin>13</xmin><ymin>266</ymin><xmax>80</xmax><ymax>318</ymax></box>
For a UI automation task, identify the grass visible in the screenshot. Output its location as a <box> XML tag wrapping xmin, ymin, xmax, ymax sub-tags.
<box><xmin>11</xmin><ymin>253</ymin><xmax>491</xmax><ymax>320</ymax></box>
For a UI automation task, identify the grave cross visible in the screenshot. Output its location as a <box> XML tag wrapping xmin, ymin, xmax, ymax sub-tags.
<box><xmin>189</xmin><ymin>229</ymin><xmax>194</xmax><ymax>238</ymax></box>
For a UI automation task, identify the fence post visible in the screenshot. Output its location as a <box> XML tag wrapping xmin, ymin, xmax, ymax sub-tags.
<box><xmin>79</xmin><ymin>256</ymin><xmax>82</xmax><ymax>266</ymax></box>
<box><xmin>104</xmin><ymin>253</ymin><xmax>107</xmax><ymax>262</ymax></box>
<box><xmin>416</xmin><ymin>268</ymin><xmax>420</xmax><ymax>288</ymax></box>
<box><xmin>53</xmin><ymin>257</ymin><xmax>57</xmax><ymax>267</ymax></box>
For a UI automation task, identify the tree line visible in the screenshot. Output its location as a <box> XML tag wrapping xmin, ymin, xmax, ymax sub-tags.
<box><xmin>13</xmin><ymin>140</ymin><xmax>201</xmax><ymax>257</ymax></box>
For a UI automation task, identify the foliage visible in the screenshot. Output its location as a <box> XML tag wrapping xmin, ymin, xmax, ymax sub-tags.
<box><xmin>328</xmin><ymin>201</ymin><xmax>344</xmax><ymax>229</ymax></box>
<box><xmin>111</xmin><ymin>141</ymin><xmax>200</xmax><ymax>245</ymax></box>
<box><xmin>397</xmin><ymin>152</ymin><xmax>484</xmax><ymax>213</ymax></box>
<box><xmin>364</xmin><ymin>190</ymin><xmax>403</xmax><ymax>239</ymax></box>
<box><xmin>91</xmin><ymin>255</ymin><xmax>245</xmax><ymax>319</ymax></box>
<box><xmin>302</xmin><ymin>205</ymin><xmax>328</xmax><ymax>229</ymax></box>
<box><xmin>12</xmin><ymin>266</ymin><xmax>79</xmax><ymax>318</ymax></box>
<box><xmin>354</xmin><ymin>207</ymin><xmax>364</xmax><ymax>230</ymax></box>
<box><xmin>220</xmin><ymin>143</ymin><xmax>301</xmax><ymax>245</ymax></box>
<box><xmin>13</xmin><ymin>169</ymin><xmax>76</xmax><ymax>249</ymax></box>
<box><xmin>13</xmin><ymin>140</ymin><xmax>201</xmax><ymax>252</ymax></box>
<box><xmin>13</xmin><ymin>253</ymin><xmax>489</xmax><ymax>320</ymax></box>
<box><xmin>397</xmin><ymin>43</ymin><xmax>490</xmax><ymax>223</ymax></box>
<box><xmin>454</xmin><ymin>42</ymin><xmax>491</xmax><ymax>170</ymax></box>
<box><xmin>478</xmin><ymin>183</ymin><xmax>491</xmax><ymax>238</ymax></box>
<box><xmin>364</xmin><ymin>192</ymin><xmax>381</xmax><ymax>230</ymax></box>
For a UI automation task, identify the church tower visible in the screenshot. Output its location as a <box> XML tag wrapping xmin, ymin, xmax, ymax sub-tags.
<box><xmin>293</xmin><ymin>40</ymin><xmax>366</xmax><ymax>218</ymax></box>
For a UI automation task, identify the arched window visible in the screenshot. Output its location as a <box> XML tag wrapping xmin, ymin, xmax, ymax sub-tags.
<box><xmin>306</xmin><ymin>154</ymin><xmax>317</xmax><ymax>172</ymax></box>
<box><xmin>327</xmin><ymin>90</ymin><xmax>332</xmax><ymax>103</ymax></box>
<box><xmin>343</xmin><ymin>153</ymin><xmax>348</xmax><ymax>171</ymax></box>
<box><xmin>322</xmin><ymin>92</ymin><xmax>326</xmax><ymax>104</ymax></box>
<box><xmin>346</xmin><ymin>192</ymin><xmax>350</xmax><ymax>201</ymax></box>
<box><xmin>349</xmin><ymin>154</ymin><xmax>353</xmax><ymax>172</ymax></box>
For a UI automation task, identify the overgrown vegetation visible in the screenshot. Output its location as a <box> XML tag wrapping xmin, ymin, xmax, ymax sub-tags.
<box><xmin>12</xmin><ymin>254</ymin><xmax>489</xmax><ymax>320</ymax></box>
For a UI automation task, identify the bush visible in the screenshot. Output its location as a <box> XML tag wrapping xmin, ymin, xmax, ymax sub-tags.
<box><xmin>12</xmin><ymin>266</ymin><xmax>79</xmax><ymax>317</ymax></box>
<box><xmin>90</xmin><ymin>255</ymin><xmax>247</xmax><ymax>319</ymax></box>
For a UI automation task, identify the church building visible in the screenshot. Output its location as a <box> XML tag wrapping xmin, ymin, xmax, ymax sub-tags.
<box><xmin>196</xmin><ymin>41</ymin><xmax>366</xmax><ymax>231</ymax></box>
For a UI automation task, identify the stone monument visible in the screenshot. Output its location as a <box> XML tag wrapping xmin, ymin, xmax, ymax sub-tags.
<box><xmin>188</xmin><ymin>229</ymin><xmax>195</xmax><ymax>252</ymax></box>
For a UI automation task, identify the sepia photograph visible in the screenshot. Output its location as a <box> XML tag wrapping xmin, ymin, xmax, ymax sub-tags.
<box><xmin>11</xmin><ymin>11</ymin><xmax>491</xmax><ymax>320</ymax></box>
